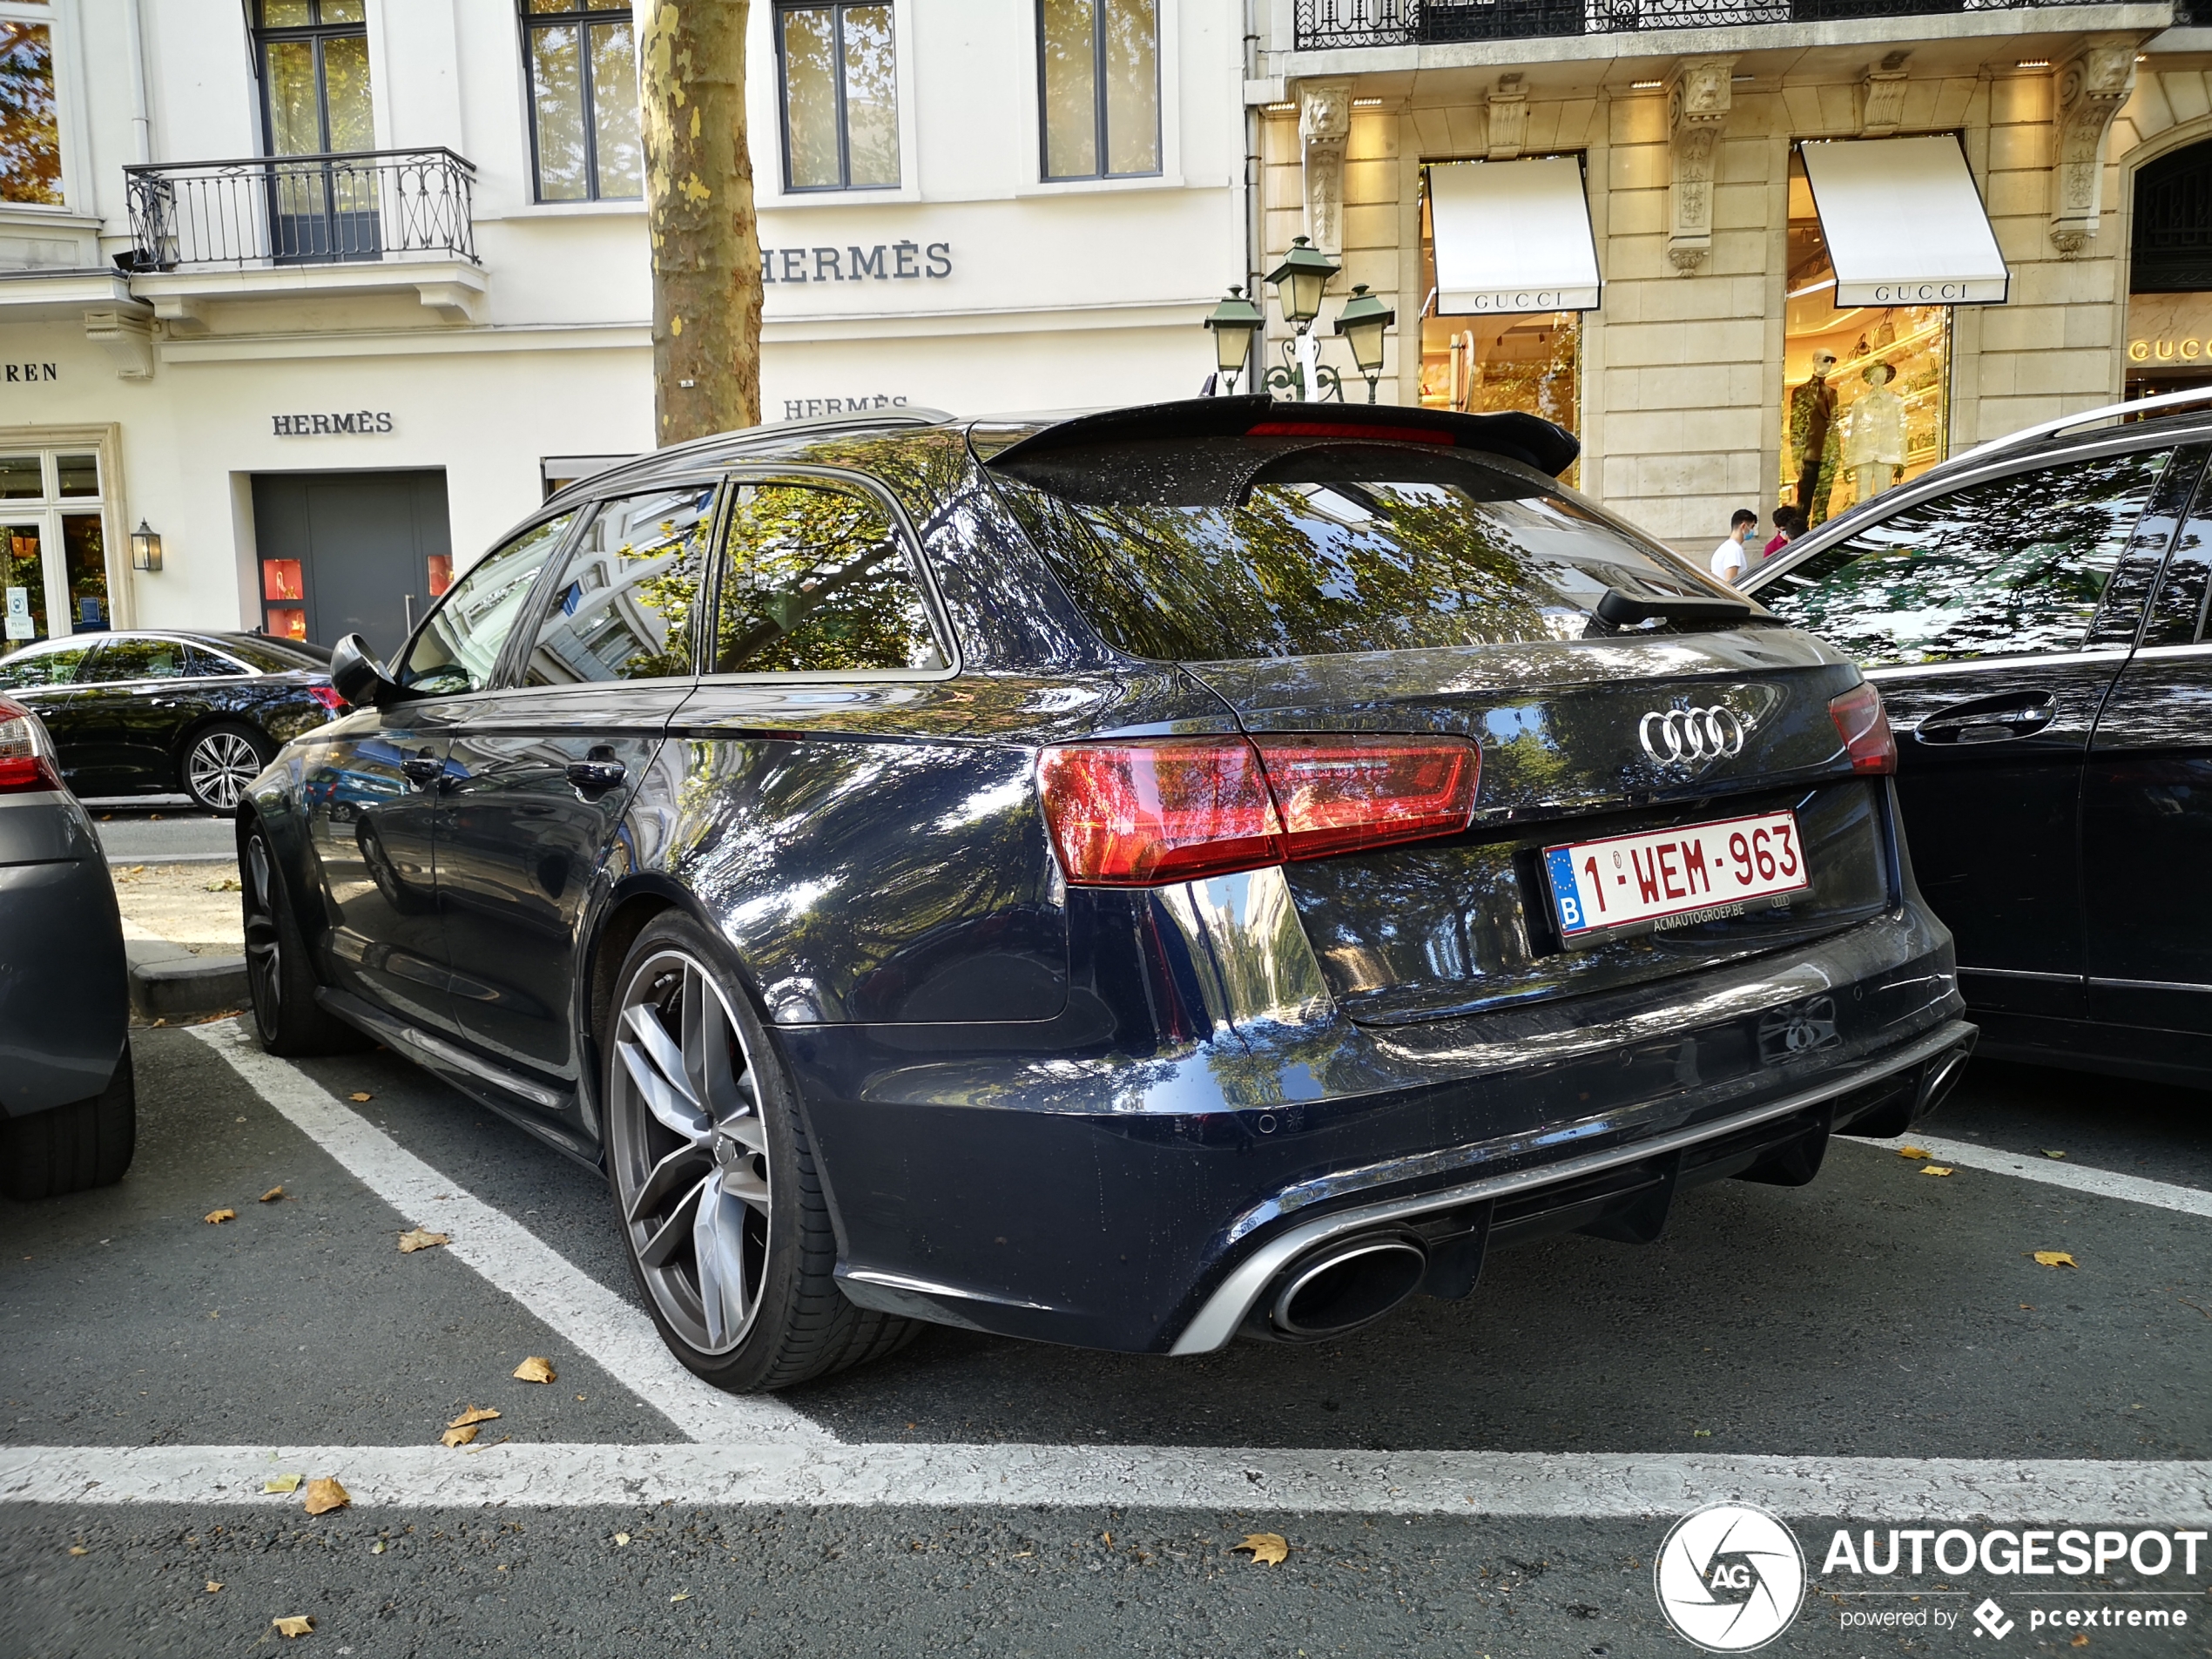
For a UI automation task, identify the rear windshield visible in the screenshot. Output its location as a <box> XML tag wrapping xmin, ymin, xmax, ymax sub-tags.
<box><xmin>992</xmin><ymin>438</ymin><xmax>1736</xmax><ymax>661</ymax></box>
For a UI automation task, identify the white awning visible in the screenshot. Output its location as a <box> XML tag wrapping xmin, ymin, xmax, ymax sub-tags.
<box><xmin>1799</xmin><ymin>137</ymin><xmax>2010</xmax><ymax>307</ymax></box>
<box><xmin>1428</xmin><ymin>157</ymin><xmax>1601</xmax><ymax>315</ymax></box>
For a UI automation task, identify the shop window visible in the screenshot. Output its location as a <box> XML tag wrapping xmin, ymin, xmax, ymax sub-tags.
<box><xmin>0</xmin><ymin>447</ymin><xmax>111</xmax><ymax>654</ymax></box>
<box><xmin>1417</xmin><ymin>184</ymin><xmax>1581</xmax><ymax>482</ymax></box>
<box><xmin>1782</xmin><ymin>151</ymin><xmax>1951</xmax><ymax>529</ymax></box>
<box><xmin>777</xmin><ymin>3</ymin><xmax>900</xmax><ymax>192</ymax></box>
<box><xmin>521</xmin><ymin>0</ymin><xmax>642</xmax><ymax>203</ymax></box>
<box><xmin>1038</xmin><ymin>0</ymin><xmax>1159</xmax><ymax>181</ymax></box>
<box><xmin>262</xmin><ymin>555</ymin><xmax>305</xmax><ymax>643</ymax></box>
<box><xmin>0</xmin><ymin>10</ymin><xmax>61</xmax><ymax>207</ymax></box>
<box><xmin>2126</xmin><ymin>138</ymin><xmax>2212</xmax><ymax>401</ymax></box>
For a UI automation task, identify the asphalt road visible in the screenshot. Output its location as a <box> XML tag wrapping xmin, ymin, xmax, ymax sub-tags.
<box><xmin>3</xmin><ymin>1027</ymin><xmax>2208</xmax><ymax>1657</ymax></box>
<box><xmin>84</xmin><ymin>803</ymin><xmax>234</xmax><ymax>867</ymax></box>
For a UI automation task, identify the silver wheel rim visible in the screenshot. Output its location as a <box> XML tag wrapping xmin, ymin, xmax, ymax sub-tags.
<box><xmin>242</xmin><ymin>834</ymin><xmax>281</xmax><ymax>1024</ymax></box>
<box><xmin>187</xmin><ymin>731</ymin><xmax>260</xmax><ymax>810</ymax></box>
<box><xmin>608</xmin><ymin>949</ymin><xmax>772</xmax><ymax>1357</ymax></box>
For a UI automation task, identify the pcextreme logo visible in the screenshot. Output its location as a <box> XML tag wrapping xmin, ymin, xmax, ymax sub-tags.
<box><xmin>1654</xmin><ymin>1503</ymin><xmax>1807</xmax><ymax>1652</ymax></box>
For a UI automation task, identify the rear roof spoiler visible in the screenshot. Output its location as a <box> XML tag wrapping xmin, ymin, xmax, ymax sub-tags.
<box><xmin>978</xmin><ymin>395</ymin><xmax>1581</xmax><ymax>480</ymax></box>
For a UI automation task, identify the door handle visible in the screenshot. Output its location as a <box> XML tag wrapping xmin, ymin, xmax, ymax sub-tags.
<box><xmin>401</xmin><ymin>750</ymin><xmax>442</xmax><ymax>788</ymax></box>
<box><xmin>1914</xmin><ymin>693</ymin><xmax>2058</xmax><ymax>746</ymax></box>
<box><xmin>565</xmin><ymin>748</ymin><xmax>625</xmax><ymax>794</ymax></box>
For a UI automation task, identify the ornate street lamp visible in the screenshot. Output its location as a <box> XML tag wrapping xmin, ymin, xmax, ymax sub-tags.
<box><xmin>1264</xmin><ymin>235</ymin><xmax>1338</xmax><ymax>329</ymax></box>
<box><xmin>1203</xmin><ymin>287</ymin><xmax>1265</xmax><ymax>393</ymax></box>
<box><xmin>1332</xmin><ymin>285</ymin><xmax>1397</xmax><ymax>403</ymax></box>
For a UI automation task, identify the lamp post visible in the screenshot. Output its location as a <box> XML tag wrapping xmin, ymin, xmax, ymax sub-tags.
<box><xmin>1332</xmin><ymin>285</ymin><xmax>1396</xmax><ymax>403</ymax></box>
<box><xmin>1203</xmin><ymin>287</ymin><xmax>1264</xmax><ymax>395</ymax></box>
<box><xmin>1203</xmin><ymin>236</ymin><xmax>1393</xmax><ymax>403</ymax></box>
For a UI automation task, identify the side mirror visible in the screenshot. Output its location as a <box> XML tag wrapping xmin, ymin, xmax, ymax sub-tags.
<box><xmin>329</xmin><ymin>634</ymin><xmax>401</xmax><ymax>709</ymax></box>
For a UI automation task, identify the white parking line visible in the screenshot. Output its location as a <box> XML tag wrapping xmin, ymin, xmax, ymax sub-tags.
<box><xmin>189</xmin><ymin>1021</ymin><xmax>829</xmax><ymax>1447</ymax></box>
<box><xmin>6</xmin><ymin>1442</ymin><xmax>2209</xmax><ymax>1521</ymax></box>
<box><xmin>1865</xmin><ymin>1134</ymin><xmax>2212</xmax><ymax>1220</ymax></box>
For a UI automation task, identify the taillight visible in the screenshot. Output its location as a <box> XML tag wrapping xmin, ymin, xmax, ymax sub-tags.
<box><xmin>1037</xmin><ymin>734</ymin><xmax>1480</xmax><ymax>886</ymax></box>
<box><xmin>1829</xmin><ymin>682</ymin><xmax>1896</xmax><ymax>775</ymax></box>
<box><xmin>0</xmin><ymin>696</ymin><xmax>63</xmax><ymax>794</ymax></box>
<box><xmin>307</xmin><ymin>682</ymin><xmax>347</xmax><ymax>714</ymax></box>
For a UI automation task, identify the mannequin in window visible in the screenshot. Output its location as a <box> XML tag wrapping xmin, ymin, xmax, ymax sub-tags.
<box><xmin>1788</xmin><ymin>349</ymin><xmax>1841</xmax><ymax>526</ymax></box>
<box><xmin>1844</xmin><ymin>361</ymin><xmax>1907</xmax><ymax>505</ymax></box>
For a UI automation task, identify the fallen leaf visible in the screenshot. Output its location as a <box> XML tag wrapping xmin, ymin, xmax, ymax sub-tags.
<box><xmin>1232</xmin><ymin>1533</ymin><xmax>1289</xmax><ymax>1566</ymax></box>
<box><xmin>1692</xmin><ymin>1428</ymin><xmax>1712</xmax><ymax>1438</ymax></box>
<box><xmin>1895</xmin><ymin>1145</ymin><xmax>1930</xmax><ymax>1159</ymax></box>
<box><xmin>447</xmin><ymin>1406</ymin><xmax>501</xmax><ymax>1429</ymax></box>
<box><xmin>512</xmin><ymin>1356</ymin><xmax>556</xmax><ymax>1384</ymax></box>
<box><xmin>264</xmin><ymin>1474</ymin><xmax>303</xmax><ymax>1494</ymax></box>
<box><xmin>397</xmin><ymin>1229</ymin><xmax>449</xmax><ymax>1253</ymax></box>
<box><xmin>68</xmin><ymin>1545</ymin><xmax>86</xmax><ymax>1555</ymax></box>
<box><xmin>303</xmin><ymin>1476</ymin><xmax>350</xmax><ymax>1515</ymax></box>
<box><xmin>204</xmin><ymin>1209</ymin><xmax>236</xmax><ymax>1225</ymax></box>
<box><xmin>671</xmin><ymin>1592</ymin><xmax>690</xmax><ymax>1602</ymax></box>
<box><xmin>273</xmin><ymin>1615</ymin><xmax>314</xmax><ymax>1638</ymax></box>
<box><xmin>2073</xmin><ymin>1636</ymin><xmax>2089</xmax><ymax>1648</ymax></box>
<box><xmin>205</xmin><ymin>1581</ymin><xmax>223</xmax><ymax>1594</ymax></box>
<box><xmin>2033</xmin><ymin>1251</ymin><xmax>2078</xmax><ymax>1268</ymax></box>
<box><xmin>372</xmin><ymin>1540</ymin><xmax>386</xmax><ymax>1554</ymax></box>
<box><xmin>205</xmin><ymin>876</ymin><xmax>241</xmax><ymax>893</ymax></box>
<box><xmin>613</xmin><ymin>1532</ymin><xmax>631</xmax><ymax>1547</ymax></box>
<box><xmin>260</xmin><ymin>1186</ymin><xmax>285</xmax><ymax>1204</ymax></box>
<box><xmin>441</xmin><ymin>1425</ymin><xmax>480</xmax><ymax>1448</ymax></box>
<box><xmin>349</xmin><ymin>1092</ymin><xmax>371</xmax><ymax>1103</ymax></box>
<box><xmin>1920</xmin><ymin>1165</ymin><xmax>1954</xmax><ymax>1177</ymax></box>
<box><xmin>2042</xmin><ymin>1150</ymin><xmax>2067</xmax><ymax>1160</ymax></box>
<box><xmin>2020</xmin><ymin>1304</ymin><xmax>2035</xmax><ymax>1311</ymax></box>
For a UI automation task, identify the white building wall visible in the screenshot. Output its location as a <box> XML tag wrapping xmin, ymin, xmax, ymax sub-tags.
<box><xmin>0</xmin><ymin>0</ymin><xmax>1245</xmax><ymax>641</ymax></box>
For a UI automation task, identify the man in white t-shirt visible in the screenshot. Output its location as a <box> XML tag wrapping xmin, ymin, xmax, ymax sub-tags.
<box><xmin>1710</xmin><ymin>509</ymin><xmax>1759</xmax><ymax>586</ymax></box>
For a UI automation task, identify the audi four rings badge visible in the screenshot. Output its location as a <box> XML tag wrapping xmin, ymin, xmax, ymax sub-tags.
<box><xmin>1640</xmin><ymin>705</ymin><xmax>1750</xmax><ymax>765</ymax></box>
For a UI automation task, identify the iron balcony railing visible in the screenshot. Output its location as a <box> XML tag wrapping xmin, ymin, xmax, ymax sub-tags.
<box><xmin>1296</xmin><ymin>0</ymin><xmax>2170</xmax><ymax>47</ymax></box>
<box><xmin>121</xmin><ymin>148</ymin><xmax>477</xmax><ymax>273</ymax></box>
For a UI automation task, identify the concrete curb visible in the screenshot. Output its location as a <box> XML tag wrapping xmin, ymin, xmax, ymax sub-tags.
<box><xmin>129</xmin><ymin>955</ymin><xmax>248</xmax><ymax>1021</ymax></box>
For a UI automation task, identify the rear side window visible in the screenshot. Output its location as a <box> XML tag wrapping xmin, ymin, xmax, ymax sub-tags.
<box><xmin>993</xmin><ymin>439</ymin><xmax>1730</xmax><ymax>661</ymax></box>
<box><xmin>711</xmin><ymin>480</ymin><xmax>945</xmax><ymax>675</ymax></box>
<box><xmin>1760</xmin><ymin>448</ymin><xmax>2170</xmax><ymax>665</ymax></box>
<box><xmin>88</xmin><ymin>637</ymin><xmax>190</xmax><ymax>682</ymax></box>
<box><xmin>522</xmin><ymin>482</ymin><xmax>717</xmax><ymax>685</ymax></box>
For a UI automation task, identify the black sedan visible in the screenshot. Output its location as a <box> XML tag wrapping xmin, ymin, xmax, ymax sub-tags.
<box><xmin>0</xmin><ymin>630</ymin><xmax>342</xmax><ymax>813</ymax></box>
<box><xmin>237</xmin><ymin>398</ymin><xmax>1971</xmax><ymax>1392</ymax></box>
<box><xmin>1745</xmin><ymin>395</ymin><xmax>2212</xmax><ymax>1089</ymax></box>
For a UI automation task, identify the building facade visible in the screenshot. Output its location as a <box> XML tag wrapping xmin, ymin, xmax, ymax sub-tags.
<box><xmin>0</xmin><ymin>0</ymin><xmax>1241</xmax><ymax>658</ymax></box>
<box><xmin>1246</xmin><ymin>0</ymin><xmax>2212</xmax><ymax>550</ymax></box>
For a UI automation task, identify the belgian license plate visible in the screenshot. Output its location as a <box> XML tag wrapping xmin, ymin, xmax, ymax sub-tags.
<box><xmin>1542</xmin><ymin>810</ymin><xmax>1809</xmax><ymax>946</ymax></box>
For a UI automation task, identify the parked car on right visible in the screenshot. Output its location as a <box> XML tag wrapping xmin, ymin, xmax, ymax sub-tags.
<box><xmin>1743</xmin><ymin>392</ymin><xmax>2212</xmax><ymax>1088</ymax></box>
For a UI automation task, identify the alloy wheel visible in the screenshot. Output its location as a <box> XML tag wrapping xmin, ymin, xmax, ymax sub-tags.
<box><xmin>242</xmin><ymin>834</ymin><xmax>282</xmax><ymax>1025</ymax></box>
<box><xmin>608</xmin><ymin>950</ymin><xmax>773</xmax><ymax>1356</ymax></box>
<box><xmin>187</xmin><ymin>731</ymin><xmax>261</xmax><ymax>811</ymax></box>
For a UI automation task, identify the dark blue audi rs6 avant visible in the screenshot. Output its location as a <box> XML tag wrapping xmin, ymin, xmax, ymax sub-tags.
<box><xmin>239</xmin><ymin>397</ymin><xmax>1973</xmax><ymax>1392</ymax></box>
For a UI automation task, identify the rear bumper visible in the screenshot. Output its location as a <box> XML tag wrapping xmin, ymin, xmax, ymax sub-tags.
<box><xmin>794</xmin><ymin>894</ymin><xmax>1966</xmax><ymax>1355</ymax></box>
<box><xmin>0</xmin><ymin>795</ymin><xmax>128</xmax><ymax>1118</ymax></box>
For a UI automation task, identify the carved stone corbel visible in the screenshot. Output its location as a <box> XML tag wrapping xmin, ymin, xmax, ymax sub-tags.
<box><xmin>1667</xmin><ymin>57</ymin><xmax>1735</xmax><ymax>274</ymax></box>
<box><xmin>1298</xmin><ymin>78</ymin><xmax>1353</xmax><ymax>256</ymax></box>
<box><xmin>1861</xmin><ymin>51</ymin><xmax>1911</xmax><ymax>138</ymax></box>
<box><xmin>2049</xmin><ymin>37</ymin><xmax>2139</xmax><ymax>255</ymax></box>
<box><xmin>1487</xmin><ymin>74</ymin><xmax>1528</xmax><ymax>161</ymax></box>
<box><xmin>84</xmin><ymin>306</ymin><xmax>154</xmax><ymax>380</ymax></box>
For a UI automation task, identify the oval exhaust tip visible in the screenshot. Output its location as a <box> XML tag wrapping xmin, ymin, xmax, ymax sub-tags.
<box><xmin>1919</xmin><ymin>1048</ymin><xmax>1973</xmax><ymax>1116</ymax></box>
<box><xmin>1269</xmin><ymin>1236</ymin><xmax>1429</xmax><ymax>1340</ymax></box>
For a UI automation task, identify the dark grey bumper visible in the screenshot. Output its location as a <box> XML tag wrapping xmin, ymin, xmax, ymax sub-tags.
<box><xmin>0</xmin><ymin>791</ymin><xmax>128</xmax><ymax>1117</ymax></box>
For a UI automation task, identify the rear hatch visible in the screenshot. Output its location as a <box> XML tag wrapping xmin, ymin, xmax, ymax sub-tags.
<box><xmin>988</xmin><ymin>426</ymin><xmax>1890</xmax><ymax>1024</ymax></box>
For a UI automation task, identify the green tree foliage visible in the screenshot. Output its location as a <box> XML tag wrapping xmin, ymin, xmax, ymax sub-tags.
<box><xmin>0</xmin><ymin>24</ymin><xmax>59</xmax><ymax>207</ymax></box>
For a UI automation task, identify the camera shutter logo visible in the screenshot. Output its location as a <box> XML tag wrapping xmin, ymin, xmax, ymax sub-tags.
<box><xmin>1639</xmin><ymin>705</ymin><xmax>1750</xmax><ymax>765</ymax></box>
<box><xmin>1653</xmin><ymin>1502</ymin><xmax>1806</xmax><ymax>1652</ymax></box>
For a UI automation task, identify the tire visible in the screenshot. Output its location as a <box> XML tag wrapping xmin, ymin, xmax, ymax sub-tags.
<box><xmin>242</xmin><ymin>825</ymin><xmax>371</xmax><ymax>1057</ymax></box>
<box><xmin>2</xmin><ymin>1044</ymin><xmax>136</xmax><ymax>1200</ymax></box>
<box><xmin>604</xmin><ymin>911</ymin><xmax>917</xmax><ymax>1393</ymax></box>
<box><xmin>182</xmin><ymin>722</ymin><xmax>273</xmax><ymax>816</ymax></box>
